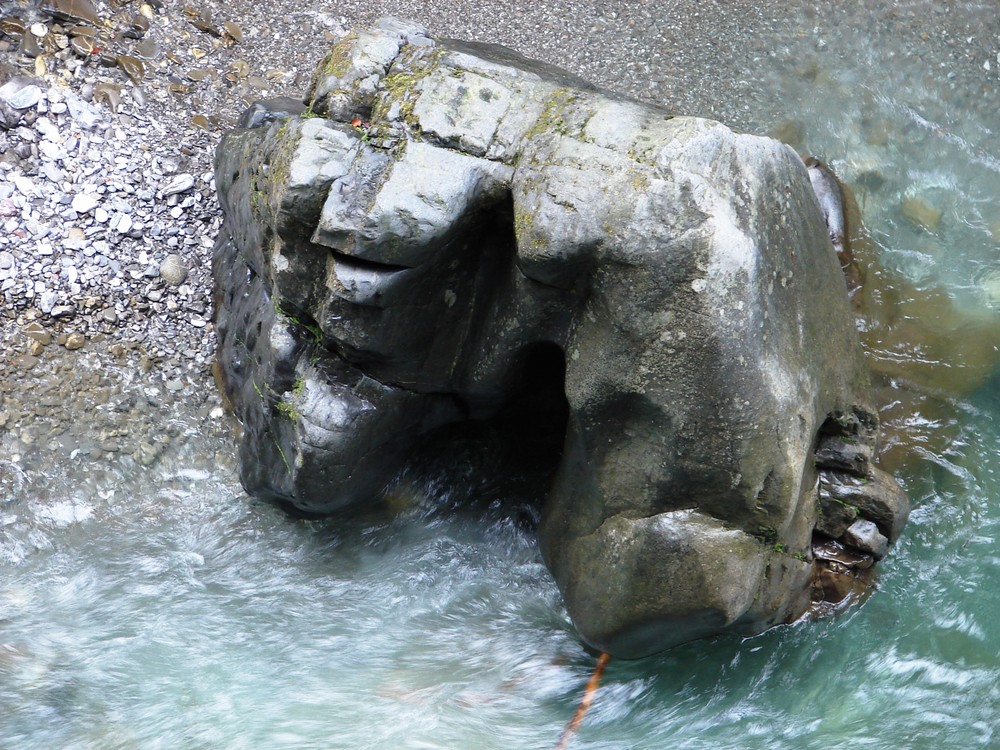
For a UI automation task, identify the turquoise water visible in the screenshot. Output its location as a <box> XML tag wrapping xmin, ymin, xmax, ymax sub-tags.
<box><xmin>4</xmin><ymin>3</ymin><xmax>1000</xmax><ymax>748</ymax></box>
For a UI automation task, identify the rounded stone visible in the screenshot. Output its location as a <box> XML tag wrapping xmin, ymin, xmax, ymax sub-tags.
<box><xmin>159</xmin><ymin>254</ymin><xmax>188</xmax><ymax>286</ymax></box>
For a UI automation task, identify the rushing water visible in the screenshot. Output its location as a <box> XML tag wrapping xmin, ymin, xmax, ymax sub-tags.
<box><xmin>4</xmin><ymin>3</ymin><xmax>1000</xmax><ymax>748</ymax></box>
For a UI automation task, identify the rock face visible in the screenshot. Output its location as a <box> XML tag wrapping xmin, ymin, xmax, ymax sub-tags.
<box><xmin>212</xmin><ymin>19</ymin><xmax>908</xmax><ymax>658</ymax></box>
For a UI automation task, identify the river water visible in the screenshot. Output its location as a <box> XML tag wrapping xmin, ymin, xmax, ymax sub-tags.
<box><xmin>3</xmin><ymin>2</ymin><xmax>1000</xmax><ymax>748</ymax></box>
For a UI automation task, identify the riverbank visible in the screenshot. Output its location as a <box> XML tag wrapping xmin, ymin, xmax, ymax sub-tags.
<box><xmin>2</xmin><ymin>1</ymin><xmax>997</xmax><ymax>482</ymax></box>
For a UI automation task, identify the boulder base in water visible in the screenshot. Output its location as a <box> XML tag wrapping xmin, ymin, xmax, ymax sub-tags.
<box><xmin>211</xmin><ymin>19</ymin><xmax>908</xmax><ymax>658</ymax></box>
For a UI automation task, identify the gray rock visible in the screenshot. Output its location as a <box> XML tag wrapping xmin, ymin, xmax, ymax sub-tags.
<box><xmin>816</xmin><ymin>493</ymin><xmax>858</xmax><ymax>538</ymax></box>
<box><xmin>843</xmin><ymin>519</ymin><xmax>890</xmax><ymax>560</ymax></box>
<box><xmin>65</xmin><ymin>92</ymin><xmax>106</xmax><ymax>130</ymax></box>
<box><xmin>0</xmin><ymin>100</ymin><xmax>22</xmax><ymax>129</ymax></box>
<box><xmin>211</xmin><ymin>21</ymin><xmax>906</xmax><ymax>658</ymax></box>
<box><xmin>815</xmin><ymin>434</ymin><xmax>875</xmax><ymax>476</ymax></box>
<box><xmin>0</xmin><ymin>250</ymin><xmax>14</xmax><ymax>279</ymax></box>
<box><xmin>38</xmin><ymin>290</ymin><xmax>58</xmax><ymax>314</ymax></box>
<box><xmin>0</xmin><ymin>78</ymin><xmax>42</xmax><ymax>110</ymax></box>
<box><xmin>236</xmin><ymin>96</ymin><xmax>307</xmax><ymax>129</ymax></box>
<box><xmin>41</xmin><ymin>162</ymin><xmax>63</xmax><ymax>182</ymax></box>
<box><xmin>114</xmin><ymin>214</ymin><xmax>133</xmax><ymax>234</ymax></box>
<box><xmin>818</xmin><ymin>467</ymin><xmax>910</xmax><ymax>543</ymax></box>
<box><xmin>34</xmin><ymin>116</ymin><xmax>59</xmax><ymax>140</ymax></box>
<box><xmin>13</xmin><ymin>174</ymin><xmax>37</xmax><ymax>197</ymax></box>
<box><xmin>162</xmin><ymin>173</ymin><xmax>195</xmax><ymax>196</ymax></box>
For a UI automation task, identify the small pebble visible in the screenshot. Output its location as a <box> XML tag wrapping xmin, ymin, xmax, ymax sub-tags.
<box><xmin>159</xmin><ymin>253</ymin><xmax>188</xmax><ymax>285</ymax></box>
<box><xmin>64</xmin><ymin>332</ymin><xmax>86</xmax><ymax>350</ymax></box>
<box><xmin>115</xmin><ymin>214</ymin><xmax>134</xmax><ymax>234</ymax></box>
<box><xmin>162</xmin><ymin>173</ymin><xmax>195</xmax><ymax>196</ymax></box>
<box><xmin>15</xmin><ymin>354</ymin><xmax>39</xmax><ymax>370</ymax></box>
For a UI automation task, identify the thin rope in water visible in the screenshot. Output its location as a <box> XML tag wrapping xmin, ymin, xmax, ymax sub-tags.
<box><xmin>553</xmin><ymin>652</ymin><xmax>611</xmax><ymax>749</ymax></box>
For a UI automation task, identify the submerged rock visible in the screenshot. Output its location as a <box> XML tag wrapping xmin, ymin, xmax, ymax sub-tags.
<box><xmin>901</xmin><ymin>195</ymin><xmax>942</xmax><ymax>232</ymax></box>
<box><xmin>212</xmin><ymin>19</ymin><xmax>908</xmax><ymax>658</ymax></box>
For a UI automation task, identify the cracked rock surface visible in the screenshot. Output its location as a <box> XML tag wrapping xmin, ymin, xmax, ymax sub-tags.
<box><xmin>212</xmin><ymin>19</ymin><xmax>908</xmax><ymax>658</ymax></box>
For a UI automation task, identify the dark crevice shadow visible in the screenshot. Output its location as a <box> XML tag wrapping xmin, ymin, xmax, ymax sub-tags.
<box><xmin>391</xmin><ymin>341</ymin><xmax>570</xmax><ymax>530</ymax></box>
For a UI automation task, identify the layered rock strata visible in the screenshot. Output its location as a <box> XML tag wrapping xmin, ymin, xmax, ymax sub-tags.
<box><xmin>212</xmin><ymin>19</ymin><xmax>908</xmax><ymax>658</ymax></box>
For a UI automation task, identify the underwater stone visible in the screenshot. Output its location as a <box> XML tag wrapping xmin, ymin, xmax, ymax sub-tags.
<box><xmin>901</xmin><ymin>195</ymin><xmax>942</xmax><ymax>232</ymax></box>
<box><xmin>212</xmin><ymin>19</ymin><xmax>908</xmax><ymax>658</ymax></box>
<box><xmin>63</xmin><ymin>331</ymin><xmax>85</xmax><ymax>350</ymax></box>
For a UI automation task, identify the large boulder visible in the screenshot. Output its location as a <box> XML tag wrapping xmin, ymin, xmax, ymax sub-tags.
<box><xmin>212</xmin><ymin>19</ymin><xmax>908</xmax><ymax>658</ymax></box>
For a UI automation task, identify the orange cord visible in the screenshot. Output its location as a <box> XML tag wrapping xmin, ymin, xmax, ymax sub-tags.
<box><xmin>553</xmin><ymin>652</ymin><xmax>611</xmax><ymax>749</ymax></box>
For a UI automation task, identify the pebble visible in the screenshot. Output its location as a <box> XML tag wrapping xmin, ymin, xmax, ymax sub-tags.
<box><xmin>159</xmin><ymin>253</ymin><xmax>188</xmax><ymax>285</ymax></box>
<box><xmin>64</xmin><ymin>332</ymin><xmax>86</xmax><ymax>350</ymax></box>
<box><xmin>15</xmin><ymin>354</ymin><xmax>39</xmax><ymax>370</ymax></box>
<box><xmin>65</xmin><ymin>93</ymin><xmax>106</xmax><ymax>130</ymax></box>
<box><xmin>113</xmin><ymin>214</ymin><xmax>134</xmax><ymax>234</ymax></box>
<box><xmin>35</xmin><ymin>116</ymin><xmax>59</xmax><ymax>140</ymax></box>
<box><xmin>0</xmin><ymin>251</ymin><xmax>15</xmax><ymax>280</ymax></box>
<box><xmin>71</xmin><ymin>192</ymin><xmax>100</xmax><ymax>213</ymax></box>
<box><xmin>39</xmin><ymin>290</ymin><xmax>58</xmax><ymax>313</ymax></box>
<box><xmin>13</xmin><ymin>174</ymin><xmax>37</xmax><ymax>197</ymax></box>
<box><xmin>23</xmin><ymin>321</ymin><xmax>52</xmax><ymax>345</ymax></box>
<box><xmin>162</xmin><ymin>173</ymin><xmax>195</xmax><ymax>196</ymax></box>
<box><xmin>55</xmin><ymin>0</ymin><xmax>101</xmax><ymax>26</ymax></box>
